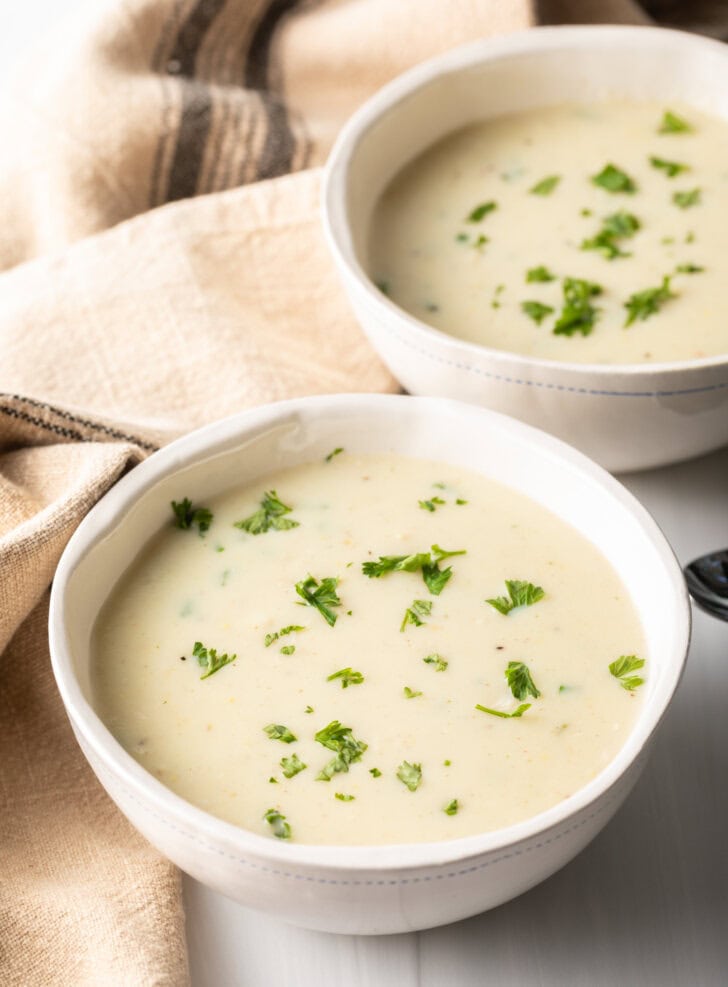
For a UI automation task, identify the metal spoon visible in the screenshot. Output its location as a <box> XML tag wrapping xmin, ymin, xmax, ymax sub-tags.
<box><xmin>684</xmin><ymin>549</ymin><xmax>728</xmax><ymax>621</ymax></box>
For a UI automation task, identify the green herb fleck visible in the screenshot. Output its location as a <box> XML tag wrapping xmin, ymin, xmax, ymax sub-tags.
<box><xmin>280</xmin><ymin>753</ymin><xmax>307</xmax><ymax>778</ymax></box>
<box><xmin>553</xmin><ymin>277</ymin><xmax>603</xmax><ymax>337</ymax></box>
<box><xmin>304</xmin><ymin>705</ymin><xmax>314</xmax><ymax>714</ymax></box>
<box><xmin>192</xmin><ymin>641</ymin><xmax>236</xmax><ymax>680</ymax></box>
<box><xmin>325</xmin><ymin>447</ymin><xmax>343</xmax><ymax>463</ymax></box>
<box><xmin>526</xmin><ymin>265</ymin><xmax>556</xmax><ymax>283</ymax></box>
<box><xmin>327</xmin><ymin>666</ymin><xmax>364</xmax><ymax>688</ymax></box>
<box><xmin>369</xmin><ymin>767</ymin><xmax>382</xmax><ymax>778</ymax></box>
<box><xmin>443</xmin><ymin>759</ymin><xmax>451</xmax><ymax>766</ymax></box>
<box><xmin>473</xmin><ymin>234</ymin><xmax>489</xmax><ymax>251</ymax></box>
<box><xmin>171</xmin><ymin>498</ymin><xmax>213</xmax><ymax>535</ymax></box>
<box><xmin>475</xmin><ymin>703</ymin><xmax>531</xmax><ymax>718</ymax></box>
<box><xmin>530</xmin><ymin>174</ymin><xmax>561</xmax><ymax>196</ymax></box>
<box><xmin>397</xmin><ymin>761</ymin><xmax>422</xmax><ymax>792</ymax></box>
<box><xmin>623</xmin><ymin>275</ymin><xmax>675</xmax><ymax>327</ymax></box>
<box><xmin>581</xmin><ymin>211</ymin><xmax>640</xmax><ymax>260</ymax></box>
<box><xmin>609</xmin><ymin>654</ymin><xmax>645</xmax><ymax>691</ymax></box>
<box><xmin>491</xmin><ymin>283</ymin><xmax>505</xmax><ymax>309</ymax></box>
<box><xmin>263</xmin><ymin>723</ymin><xmax>297</xmax><ymax>744</ymax></box>
<box><xmin>400</xmin><ymin>599</ymin><xmax>433</xmax><ymax>632</ymax></box>
<box><xmin>444</xmin><ymin>799</ymin><xmax>459</xmax><ymax>816</ymax></box>
<box><xmin>466</xmin><ymin>201</ymin><xmax>497</xmax><ymax>223</ymax></box>
<box><xmin>649</xmin><ymin>155</ymin><xmax>689</xmax><ymax>178</ymax></box>
<box><xmin>672</xmin><ymin>188</ymin><xmax>701</xmax><ymax>209</ymax></box>
<box><xmin>423</xmin><ymin>653</ymin><xmax>448</xmax><ymax>672</ymax></box>
<box><xmin>234</xmin><ymin>491</ymin><xmax>299</xmax><ymax>535</ymax></box>
<box><xmin>375</xmin><ymin>278</ymin><xmax>390</xmax><ymax>295</ymax></box>
<box><xmin>675</xmin><ymin>263</ymin><xmax>704</xmax><ymax>274</ymax></box>
<box><xmin>264</xmin><ymin>625</ymin><xmax>305</xmax><ymax>648</ymax></box>
<box><xmin>455</xmin><ymin>232</ymin><xmax>469</xmax><ymax>243</ymax></box>
<box><xmin>269</xmin><ymin>776</ymin><xmax>278</xmax><ymax>783</ymax></box>
<box><xmin>363</xmin><ymin>544</ymin><xmax>465</xmax><ymax>597</ymax></box>
<box><xmin>521</xmin><ymin>300</ymin><xmax>554</xmax><ymax>325</ymax></box>
<box><xmin>403</xmin><ymin>686</ymin><xmax>423</xmax><ymax>699</ymax></box>
<box><xmin>280</xmin><ymin>645</ymin><xmax>295</xmax><ymax>655</ymax></box>
<box><xmin>591</xmin><ymin>164</ymin><xmax>637</xmax><ymax>194</ymax></box>
<box><xmin>335</xmin><ymin>793</ymin><xmax>355</xmax><ymax>801</ymax></box>
<box><xmin>419</xmin><ymin>496</ymin><xmax>445</xmax><ymax>512</ymax></box>
<box><xmin>455</xmin><ymin>498</ymin><xmax>468</xmax><ymax>505</ymax></box>
<box><xmin>505</xmin><ymin>661</ymin><xmax>541</xmax><ymax>700</ymax></box>
<box><xmin>263</xmin><ymin>808</ymin><xmax>291</xmax><ymax>839</ymax></box>
<box><xmin>659</xmin><ymin>110</ymin><xmax>692</xmax><ymax>134</ymax></box>
<box><xmin>315</xmin><ymin>720</ymin><xmax>368</xmax><ymax>781</ymax></box>
<box><xmin>295</xmin><ymin>575</ymin><xmax>341</xmax><ymax>626</ymax></box>
<box><xmin>486</xmin><ymin>579</ymin><xmax>545</xmax><ymax>615</ymax></box>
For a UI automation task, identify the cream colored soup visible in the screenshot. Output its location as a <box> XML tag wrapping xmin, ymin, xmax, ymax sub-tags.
<box><xmin>92</xmin><ymin>452</ymin><xmax>646</xmax><ymax>845</ymax></box>
<box><xmin>369</xmin><ymin>102</ymin><xmax>728</xmax><ymax>364</ymax></box>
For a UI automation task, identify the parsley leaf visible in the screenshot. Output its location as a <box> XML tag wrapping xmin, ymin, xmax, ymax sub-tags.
<box><xmin>659</xmin><ymin>110</ymin><xmax>692</xmax><ymax>134</ymax></box>
<box><xmin>314</xmin><ymin>720</ymin><xmax>368</xmax><ymax>781</ymax></box>
<box><xmin>675</xmin><ymin>263</ymin><xmax>704</xmax><ymax>274</ymax></box>
<box><xmin>609</xmin><ymin>654</ymin><xmax>645</xmax><ymax>690</ymax></box>
<box><xmin>521</xmin><ymin>300</ymin><xmax>554</xmax><ymax>325</ymax></box>
<box><xmin>649</xmin><ymin>155</ymin><xmax>689</xmax><ymax>178</ymax></box>
<box><xmin>397</xmin><ymin>761</ymin><xmax>422</xmax><ymax>791</ymax></box>
<box><xmin>264</xmin><ymin>625</ymin><xmax>305</xmax><ymax>648</ymax></box>
<box><xmin>171</xmin><ymin>498</ymin><xmax>213</xmax><ymax>535</ymax></box>
<box><xmin>403</xmin><ymin>686</ymin><xmax>423</xmax><ymax>699</ymax></box>
<box><xmin>325</xmin><ymin>447</ymin><xmax>343</xmax><ymax>462</ymax></box>
<box><xmin>530</xmin><ymin>175</ymin><xmax>561</xmax><ymax>196</ymax></box>
<box><xmin>592</xmin><ymin>164</ymin><xmax>637</xmax><ymax>194</ymax></box>
<box><xmin>335</xmin><ymin>793</ymin><xmax>355</xmax><ymax>801</ymax></box>
<box><xmin>623</xmin><ymin>275</ymin><xmax>675</xmax><ymax>327</ymax></box>
<box><xmin>327</xmin><ymin>666</ymin><xmax>364</xmax><ymax>688</ymax></box>
<box><xmin>486</xmin><ymin>579</ymin><xmax>545</xmax><ymax>615</ymax></box>
<box><xmin>475</xmin><ymin>703</ymin><xmax>531</xmax><ymax>718</ymax></box>
<box><xmin>672</xmin><ymin>188</ymin><xmax>701</xmax><ymax>209</ymax></box>
<box><xmin>526</xmin><ymin>265</ymin><xmax>556</xmax><ymax>283</ymax></box>
<box><xmin>263</xmin><ymin>808</ymin><xmax>291</xmax><ymax>839</ymax></box>
<box><xmin>505</xmin><ymin>661</ymin><xmax>541</xmax><ymax>700</ymax></box>
<box><xmin>466</xmin><ymin>201</ymin><xmax>497</xmax><ymax>222</ymax></box>
<box><xmin>419</xmin><ymin>496</ymin><xmax>445</xmax><ymax>512</ymax></box>
<box><xmin>581</xmin><ymin>211</ymin><xmax>640</xmax><ymax>260</ymax></box>
<box><xmin>295</xmin><ymin>575</ymin><xmax>341</xmax><ymax>626</ymax></box>
<box><xmin>263</xmin><ymin>723</ymin><xmax>297</xmax><ymax>744</ymax></box>
<box><xmin>234</xmin><ymin>490</ymin><xmax>299</xmax><ymax>535</ymax></box>
<box><xmin>370</xmin><ymin>767</ymin><xmax>382</xmax><ymax>777</ymax></box>
<box><xmin>444</xmin><ymin>799</ymin><xmax>459</xmax><ymax>816</ymax></box>
<box><xmin>400</xmin><ymin>599</ymin><xmax>432</xmax><ymax>632</ymax></box>
<box><xmin>553</xmin><ymin>277</ymin><xmax>603</xmax><ymax>337</ymax></box>
<box><xmin>362</xmin><ymin>544</ymin><xmax>465</xmax><ymax>596</ymax></box>
<box><xmin>280</xmin><ymin>645</ymin><xmax>295</xmax><ymax>655</ymax></box>
<box><xmin>192</xmin><ymin>640</ymin><xmax>236</xmax><ymax>679</ymax></box>
<box><xmin>423</xmin><ymin>653</ymin><xmax>448</xmax><ymax>671</ymax></box>
<box><xmin>280</xmin><ymin>753</ymin><xmax>307</xmax><ymax>778</ymax></box>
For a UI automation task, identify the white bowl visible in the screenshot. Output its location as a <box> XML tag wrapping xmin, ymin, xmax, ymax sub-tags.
<box><xmin>49</xmin><ymin>394</ymin><xmax>689</xmax><ymax>934</ymax></box>
<box><xmin>322</xmin><ymin>26</ymin><xmax>728</xmax><ymax>473</ymax></box>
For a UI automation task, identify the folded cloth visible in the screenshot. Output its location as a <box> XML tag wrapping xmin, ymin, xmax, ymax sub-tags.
<box><xmin>0</xmin><ymin>0</ymin><xmax>693</xmax><ymax>982</ymax></box>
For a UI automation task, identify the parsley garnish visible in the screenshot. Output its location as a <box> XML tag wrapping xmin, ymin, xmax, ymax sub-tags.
<box><xmin>327</xmin><ymin>666</ymin><xmax>364</xmax><ymax>688</ymax></box>
<box><xmin>263</xmin><ymin>808</ymin><xmax>291</xmax><ymax>839</ymax></box>
<box><xmin>529</xmin><ymin>175</ymin><xmax>561</xmax><ymax>196</ymax></box>
<box><xmin>335</xmin><ymin>793</ymin><xmax>355</xmax><ymax>801</ymax></box>
<box><xmin>581</xmin><ymin>211</ymin><xmax>640</xmax><ymax>260</ymax></box>
<box><xmin>475</xmin><ymin>703</ymin><xmax>531</xmax><ymax>718</ymax></box>
<box><xmin>521</xmin><ymin>300</ymin><xmax>554</xmax><ymax>325</ymax></box>
<box><xmin>280</xmin><ymin>645</ymin><xmax>295</xmax><ymax>655</ymax></box>
<box><xmin>362</xmin><ymin>544</ymin><xmax>465</xmax><ymax>596</ymax></box>
<box><xmin>325</xmin><ymin>447</ymin><xmax>343</xmax><ymax>462</ymax></box>
<box><xmin>466</xmin><ymin>201</ymin><xmax>497</xmax><ymax>222</ymax></box>
<box><xmin>553</xmin><ymin>277</ymin><xmax>603</xmax><ymax>337</ymax></box>
<box><xmin>304</xmin><ymin>705</ymin><xmax>314</xmax><ymax>714</ymax></box>
<box><xmin>234</xmin><ymin>491</ymin><xmax>299</xmax><ymax>535</ymax></box>
<box><xmin>397</xmin><ymin>761</ymin><xmax>422</xmax><ymax>791</ymax></box>
<box><xmin>314</xmin><ymin>720</ymin><xmax>368</xmax><ymax>781</ymax></box>
<box><xmin>505</xmin><ymin>661</ymin><xmax>541</xmax><ymax>700</ymax></box>
<box><xmin>423</xmin><ymin>653</ymin><xmax>448</xmax><ymax>672</ymax></box>
<box><xmin>191</xmin><ymin>641</ymin><xmax>236</xmax><ymax>679</ymax></box>
<box><xmin>659</xmin><ymin>110</ymin><xmax>692</xmax><ymax>134</ymax></box>
<box><xmin>403</xmin><ymin>686</ymin><xmax>423</xmax><ymax>699</ymax></box>
<box><xmin>526</xmin><ymin>265</ymin><xmax>556</xmax><ymax>283</ymax></box>
<box><xmin>675</xmin><ymin>263</ymin><xmax>704</xmax><ymax>274</ymax></box>
<box><xmin>419</xmin><ymin>496</ymin><xmax>445</xmax><ymax>512</ymax></box>
<box><xmin>591</xmin><ymin>164</ymin><xmax>637</xmax><ymax>194</ymax></box>
<box><xmin>623</xmin><ymin>275</ymin><xmax>675</xmax><ymax>327</ymax></box>
<box><xmin>264</xmin><ymin>625</ymin><xmax>305</xmax><ymax>648</ymax></box>
<box><xmin>444</xmin><ymin>799</ymin><xmax>459</xmax><ymax>816</ymax></box>
<box><xmin>263</xmin><ymin>723</ymin><xmax>297</xmax><ymax>744</ymax></box>
<box><xmin>280</xmin><ymin>753</ymin><xmax>307</xmax><ymax>778</ymax></box>
<box><xmin>400</xmin><ymin>599</ymin><xmax>432</xmax><ymax>632</ymax></box>
<box><xmin>295</xmin><ymin>575</ymin><xmax>341</xmax><ymax>626</ymax></box>
<box><xmin>609</xmin><ymin>654</ymin><xmax>645</xmax><ymax>690</ymax></box>
<box><xmin>649</xmin><ymin>155</ymin><xmax>689</xmax><ymax>178</ymax></box>
<box><xmin>486</xmin><ymin>580</ymin><xmax>545</xmax><ymax>615</ymax></box>
<box><xmin>370</xmin><ymin>767</ymin><xmax>382</xmax><ymax>778</ymax></box>
<box><xmin>672</xmin><ymin>188</ymin><xmax>701</xmax><ymax>209</ymax></box>
<box><xmin>171</xmin><ymin>498</ymin><xmax>213</xmax><ymax>535</ymax></box>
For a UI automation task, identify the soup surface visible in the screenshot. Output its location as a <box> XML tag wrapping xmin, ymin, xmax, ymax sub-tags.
<box><xmin>93</xmin><ymin>452</ymin><xmax>646</xmax><ymax>845</ymax></box>
<box><xmin>369</xmin><ymin>102</ymin><xmax>728</xmax><ymax>364</ymax></box>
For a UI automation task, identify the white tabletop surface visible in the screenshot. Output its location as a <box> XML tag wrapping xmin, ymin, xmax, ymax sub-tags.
<box><xmin>3</xmin><ymin>8</ymin><xmax>727</xmax><ymax>985</ymax></box>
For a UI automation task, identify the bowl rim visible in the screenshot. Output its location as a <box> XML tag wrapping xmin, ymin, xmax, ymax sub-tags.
<box><xmin>322</xmin><ymin>23</ymin><xmax>728</xmax><ymax>381</ymax></box>
<box><xmin>49</xmin><ymin>393</ymin><xmax>691</xmax><ymax>873</ymax></box>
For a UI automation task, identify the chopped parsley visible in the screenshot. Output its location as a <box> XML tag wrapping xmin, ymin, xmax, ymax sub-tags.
<box><xmin>609</xmin><ymin>654</ymin><xmax>645</xmax><ymax>691</ymax></box>
<box><xmin>304</xmin><ymin>705</ymin><xmax>314</xmax><ymax>714</ymax></box>
<box><xmin>623</xmin><ymin>275</ymin><xmax>675</xmax><ymax>327</ymax></box>
<box><xmin>263</xmin><ymin>808</ymin><xmax>291</xmax><ymax>839</ymax></box>
<box><xmin>234</xmin><ymin>490</ymin><xmax>299</xmax><ymax>535</ymax></box>
<box><xmin>675</xmin><ymin>263</ymin><xmax>704</xmax><ymax>274</ymax></box>
<box><xmin>526</xmin><ymin>265</ymin><xmax>556</xmax><ymax>283</ymax></box>
<box><xmin>505</xmin><ymin>661</ymin><xmax>541</xmax><ymax>700</ymax></box>
<box><xmin>362</xmin><ymin>544</ymin><xmax>466</xmax><ymax>596</ymax></box>
<box><xmin>191</xmin><ymin>641</ymin><xmax>236</xmax><ymax>679</ymax></box>
<box><xmin>659</xmin><ymin>110</ymin><xmax>692</xmax><ymax>134</ymax></box>
<box><xmin>419</xmin><ymin>496</ymin><xmax>445</xmax><ymax>512</ymax></box>
<box><xmin>444</xmin><ymin>799</ymin><xmax>459</xmax><ymax>816</ymax></box>
<box><xmin>521</xmin><ymin>300</ymin><xmax>554</xmax><ymax>325</ymax></box>
<box><xmin>553</xmin><ymin>277</ymin><xmax>602</xmax><ymax>337</ymax></box>
<box><xmin>591</xmin><ymin>164</ymin><xmax>637</xmax><ymax>194</ymax></box>
<box><xmin>491</xmin><ymin>283</ymin><xmax>505</xmax><ymax>309</ymax></box>
<box><xmin>325</xmin><ymin>447</ymin><xmax>343</xmax><ymax>462</ymax></box>
<box><xmin>649</xmin><ymin>155</ymin><xmax>689</xmax><ymax>178</ymax></box>
<box><xmin>466</xmin><ymin>201</ymin><xmax>497</xmax><ymax>222</ymax></box>
<box><xmin>264</xmin><ymin>625</ymin><xmax>305</xmax><ymax>647</ymax></box>
<box><xmin>280</xmin><ymin>645</ymin><xmax>295</xmax><ymax>655</ymax></box>
<box><xmin>581</xmin><ymin>211</ymin><xmax>640</xmax><ymax>260</ymax></box>
<box><xmin>529</xmin><ymin>174</ymin><xmax>561</xmax><ymax>196</ymax></box>
<box><xmin>327</xmin><ymin>666</ymin><xmax>364</xmax><ymax>688</ymax></box>
<box><xmin>369</xmin><ymin>767</ymin><xmax>382</xmax><ymax>778</ymax></box>
<box><xmin>314</xmin><ymin>720</ymin><xmax>368</xmax><ymax>781</ymax></box>
<box><xmin>672</xmin><ymin>188</ymin><xmax>701</xmax><ymax>209</ymax></box>
<box><xmin>486</xmin><ymin>579</ymin><xmax>545</xmax><ymax>615</ymax></box>
<box><xmin>475</xmin><ymin>703</ymin><xmax>531</xmax><ymax>718</ymax></box>
<box><xmin>295</xmin><ymin>575</ymin><xmax>341</xmax><ymax>626</ymax></box>
<box><xmin>171</xmin><ymin>498</ymin><xmax>213</xmax><ymax>535</ymax></box>
<box><xmin>280</xmin><ymin>753</ymin><xmax>307</xmax><ymax>778</ymax></box>
<box><xmin>473</xmin><ymin>234</ymin><xmax>489</xmax><ymax>252</ymax></box>
<box><xmin>397</xmin><ymin>761</ymin><xmax>422</xmax><ymax>791</ymax></box>
<box><xmin>400</xmin><ymin>599</ymin><xmax>432</xmax><ymax>632</ymax></box>
<box><xmin>335</xmin><ymin>793</ymin><xmax>355</xmax><ymax>801</ymax></box>
<box><xmin>403</xmin><ymin>686</ymin><xmax>423</xmax><ymax>699</ymax></box>
<box><xmin>423</xmin><ymin>653</ymin><xmax>448</xmax><ymax>672</ymax></box>
<box><xmin>263</xmin><ymin>723</ymin><xmax>297</xmax><ymax>744</ymax></box>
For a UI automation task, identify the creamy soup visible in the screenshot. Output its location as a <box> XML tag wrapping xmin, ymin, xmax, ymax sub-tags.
<box><xmin>92</xmin><ymin>452</ymin><xmax>646</xmax><ymax>845</ymax></box>
<box><xmin>369</xmin><ymin>102</ymin><xmax>728</xmax><ymax>364</ymax></box>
